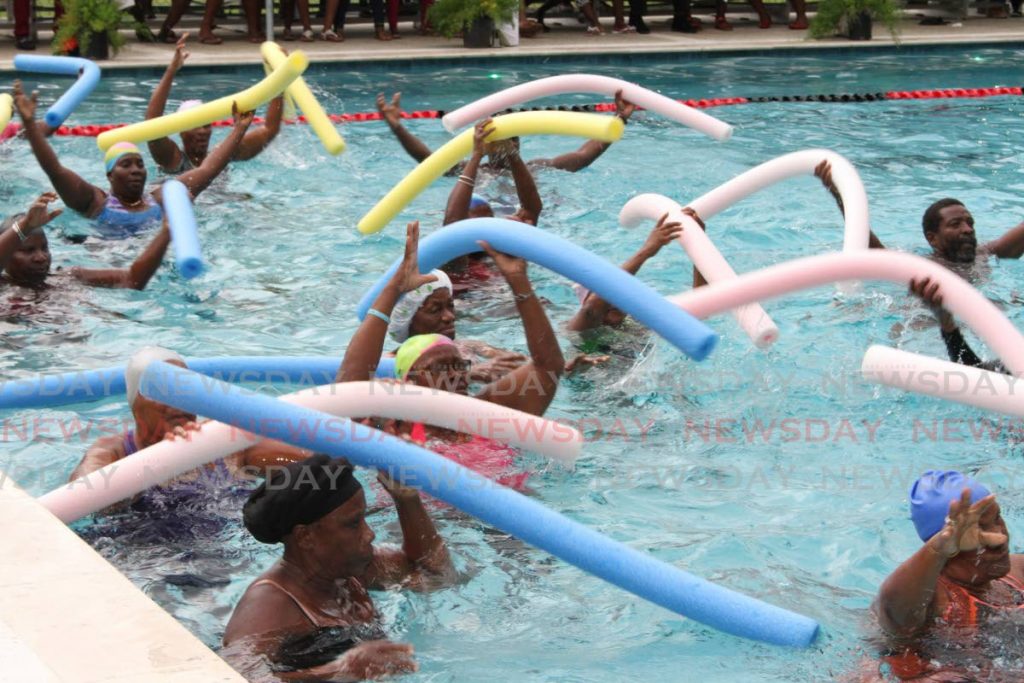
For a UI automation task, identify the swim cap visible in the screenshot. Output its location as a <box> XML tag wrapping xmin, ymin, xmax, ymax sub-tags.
<box><xmin>177</xmin><ymin>99</ymin><xmax>203</xmax><ymax>113</ymax></box>
<box><xmin>469</xmin><ymin>194</ymin><xmax>490</xmax><ymax>210</ymax></box>
<box><xmin>909</xmin><ymin>470</ymin><xmax>991</xmax><ymax>541</ymax></box>
<box><xmin>243</xmin><ymin>455</ymin><xmax>362</xmax><ymax>544</ymax></box>
<box><xmin>394</xmin><ymin>333</ymin><xmax>456</xmax><ymax>380</ymax></box>
<box><xmin>388</xmin><ymin>270</ymin><xmax>453</xmax><ymax>343</ymax></box>
<box><xmin>104</xmin><ymin>141</ymin><xmax>142</xmax><ymax>172</ymax></box>
<box><xmin>125</xmin><ymin>346</ymin><xmax>186</xmax><ymax>406</ymax></box>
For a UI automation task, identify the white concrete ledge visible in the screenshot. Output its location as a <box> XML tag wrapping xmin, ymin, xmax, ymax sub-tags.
<box><xmin>0</xmin><ymin>476</ymin><xmax>244</xmax><ymax>683</ymax></box>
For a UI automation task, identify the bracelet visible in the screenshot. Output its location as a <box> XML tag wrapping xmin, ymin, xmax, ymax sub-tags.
<box><xmin>11</xmin><ymin>221</ymin><xmax>26</xmax><ymax>243</ymax></box>
<box><xmin>458</xmin><ymin>174</ymin><xmax>475</xmax><ymax>183</ymax></box>
<box><xmin>457</xmin><ymin>176</ymin><xmax>475</xmax><ymax>188</ymax></box>
<box><xmin>513</xmin><ymin>290</ymin><xmax>535</xmax><ymax>303</ymax></box>
<box><xmin>366</xmin><ymin>308</ymin><xmax>390</xmax><ymax>325</ymax></box>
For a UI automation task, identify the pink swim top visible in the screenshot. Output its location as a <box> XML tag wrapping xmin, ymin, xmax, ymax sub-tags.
<box><xmin>411</xmin><ymin>422</ymin><xmax>530</xmax><ymax>491</ymax></box>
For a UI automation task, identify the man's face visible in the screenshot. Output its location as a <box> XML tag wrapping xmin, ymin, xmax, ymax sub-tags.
<box><xmin>928</xmin><ymin>205</ymin><xmax>977</xmax><ymax>263</ymax></box>
<box><xmin>5</xmin><ymin>231</ymin><xmax>50</xmax><ymax>284</ymax></box>
<box><xmin>409</xmin><ymin>288</ymin><xmax>456</xmax><ymax>339</ymax></box>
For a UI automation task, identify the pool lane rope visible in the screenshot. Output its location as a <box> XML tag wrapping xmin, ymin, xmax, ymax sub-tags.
<box><xmin>19</xmin><ymin>86</ymin><xmax>1023</xmax><ymax>139</ymax></box>
<box><xmin>124</xmin><ymin>361</ymin><xmax>821</xmax><ymax>647</ymax></box>
<box><xmin>356</xmin><ymin>218</ymin><xmax>718</xmax><ymax>361</ymax></box>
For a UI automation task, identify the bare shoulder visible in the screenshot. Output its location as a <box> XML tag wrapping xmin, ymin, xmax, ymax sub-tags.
<box><xmin>224</xmin><ymin>574</ymin><xmax>311</xmax><ymax>645</ymax></box>
<box><xmin>1009</xmin><ymin>554</ymin><xmax>1024</xmax><ymax>580</ymax></box>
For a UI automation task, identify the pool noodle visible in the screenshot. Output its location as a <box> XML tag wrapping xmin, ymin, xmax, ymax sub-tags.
<box><xmin>441</xmin><ymin>74</ymin><xmax>733</xmax><ymax>141</ymax></box>
<box><xmin>96</xmin><ymin>51</ymin><xmax>309</xmax><ymax>151</ymax></box>
<box><xmin>356</xmin><ymin>218</ymin><xmax>718</xmax><ymax>361</ymax></box>
<box><xmin>0</xmin><ymin>94</ymin><xmax>12</xmax><ymax>131</ymax></box>
<box><xmin>357</xmin><ymin>111</ymin><xmax>624</xmax><ymax>234</ymax></box>
<box><xmin>666</xmin><ymin>251</ymin><xmax>1024</xmax><ymax>376</ymax></box>
<box><xmin>260</xmin><ymin>42</ymin><xmax>345</xmax><ymax>155</ymax></box>
<box><xmin>39</xmin><ymin>377</ymin><xmax>582</xmax><ymax>523</ymax></box>
<box><xmin>160</xmin><ymin>179</ymin><xmax>204</xmax><ymax>279</ymax></box>
<box><xmin>131</xmin><ymin>362</ymin><xmax>820</xmax><ymax>647</ymax></box>
<box><xmin>619</xmin><ymin>193</ymin><xmax>778</xmax><ymax>348</ymax></box>
<box><xmin>260</xmin><ymin>58</ymin><xmax>299</xmax><ymax>121</ymax></box>
<box><xmin>0</xmin><ymin>356</ymin><xmax>403</xmax><ymax>410</ymax></box>
<box><xmin>13</xmin><ymin>55</ymin><xmax>101</xmax><ymax>128</ymax></box>
<box><xmin>861</xmin><ymin>345</ymin><xmax>1024</xmax><ymax>416</ymax></box>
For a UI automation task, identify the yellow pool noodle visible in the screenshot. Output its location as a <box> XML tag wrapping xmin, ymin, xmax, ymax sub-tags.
<box><xmin>96</xmin><ymin>51</ymin><xmax>310</xmax><ymax>151</ymax></box>
<box><xmin>261</xmin><ymin>42</ymin><xmax>345</xmax><ymax>155</ymax></box>
<box><xmin>262</xmin><ymin>58</ymin><xmax>299</xmax><ymax>121</ymax></box>
<box><xmin>0</xmin><ymin>94</ymin><xmax>12</xmax><ymax>131</ymax></box>
<box><xmin>358</xmin><ymin>111</ymin><xmax>624</xmax><ymax>235</ymax></box>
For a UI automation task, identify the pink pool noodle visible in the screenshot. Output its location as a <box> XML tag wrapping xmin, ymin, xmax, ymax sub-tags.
<box><xmin>667</xmin><ymin>251</ymin><xmax>1024</xmax><ymax>377</ymax></box>
<box><xmin>619</xmin><ymin>193</ymin><xmax>779</xmax><ymax>348</ymax></box>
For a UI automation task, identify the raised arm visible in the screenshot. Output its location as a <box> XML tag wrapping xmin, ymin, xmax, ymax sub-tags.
<box><xmin>982</xmin><ymin>221</ymin><xmax>1024</xmax><ymax>259</ymax></box>
<box><xmin>814</xmin><ymin>160</ymin><xmax>885</xmax><ymax>249</ymax></box>
<box><xmin>145</xmin><ymin>34</ymin><xmax>189</xmax><ymax>173</ymax></box>
<box><xmin>475</xmin><ymin>243</ymin><xmax>564</xmax><ymax>416</ymax></box>
<box><xmin>167</xmin><ymin>104</ymin><xmax>254</xmax><ymax>200</ymax></box>
<box><xmin>531</xmin><ymin>90</ymin><xmax>634</xmax><ymax>172</ymax></box>
<box><xmin>875</xmin><ymin>490</ymin><xmax>1004</xmax><ymax>637</ymax></box>
<box><xmin>567</xmin><ymin>212</ymin><xmax>682</xmax><ymax>332</ymax></box>
<box><xmin>508</xmin><ymin>147</ymin><xmax>542</xmax><ymax>225</ymax></box>
<box><xmin>337</xmin><ymin>221</ymin><xmax>438</xmax><ymax>382</ymax></box>
<box><xmin>233</xmin><ymin>95</ymin><xmax>284</xmax><ymax>162</ymax></box>
<box><xmin>378</xmin><ymin>92</ymin><xmax>435</xmax><ymax>164</ymax></box>
<box><xmin>0</xmin><ymin>192</ymin><xmax>62</xmax><ymax>270</ymax></box>
<box><xmin>443</xmin><ymin>119</ymin><xmax>490</xmax><ymax>226</ymax></box>
<box><xmin>13</xmin><ymin>81</ymin><xmax>104</xmax><ymax>216</ymax></box>
<box><xmin>72</xmin><ymin>218</ymin><xmax>171</xmax><ymax>289</ymax></box>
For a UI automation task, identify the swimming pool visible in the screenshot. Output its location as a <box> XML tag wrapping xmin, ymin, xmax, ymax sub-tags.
<box><xmin>5</xmin><ymin>45</ymin><xmax>1024</xmax><ymax>681</ymax></box>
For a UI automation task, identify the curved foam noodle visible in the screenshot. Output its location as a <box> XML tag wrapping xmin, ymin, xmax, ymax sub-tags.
<box><xmin>13</xmin><ymin>55</ymin><xmax>102</xmax><ymax>128</ymax></box>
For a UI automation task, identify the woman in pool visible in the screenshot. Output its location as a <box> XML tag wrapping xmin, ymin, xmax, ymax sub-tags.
<box><xmin>13</xmin><ymin>81</ymin><xmax>254</xmax><ymax>238</ymax></box>
<box><xmin>144</xmin><ymin>35</ymin><xmax>284</xmax><ymax>175</ymax></box>
<box><xmin>223</xmin><ymin>455</ymin><xmax>453</xmax><ymax>680</ymax></box>
<box><xmin>1</xmin><ymin>192</ymin><xmax>172</xmax><ymax>291</ymax></box>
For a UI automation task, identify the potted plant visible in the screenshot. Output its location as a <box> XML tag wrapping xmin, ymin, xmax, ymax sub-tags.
<box><xmin>428</xmin><ymin>0</ymin><xmax>520</xmax><ymax>48</ymax></box>
<box><xmin>809</xmin><ymin>0</ymin><xmax>901</xmax><ymax>41</ymax></box>
<box><xmin>52</xmin><ymin>0</ymin><xmax>127</xmax><ymax>60</ymax></box>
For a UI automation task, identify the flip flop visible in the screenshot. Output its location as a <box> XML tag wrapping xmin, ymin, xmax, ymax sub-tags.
<box><xmin>199</xmin><ymin>34</ymin><xmax>223</xmax><ymax>44</ymax></box>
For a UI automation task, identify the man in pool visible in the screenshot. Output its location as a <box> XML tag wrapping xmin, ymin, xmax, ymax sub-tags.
<box><xmin>69</xmin><ymin>347</ymin><xmax>315</xmax><ymax>495</ymax></box>
<box><xmin>13</xmin><ymin>81</ymin><xmax>254</xmax><ymax>237</ymax></box>
<box><xmin>375</xmin><ymin>90</ymin><xmax>635</xmax><ymax>175</ymax></box>
<box><xmin>816</xmin><ymin>161</ymin><xmax>1024</xmax><ymax>266</ymax></box>
<box><xmin>871</xmin><ymin>470</ymin><xmax>1024</xmax><ymax>681</ymax></box>
<box><xmin>145</xmin><ymin>34</ymin><xmax>285</xmax><ymax>175</ymax></box>
<box><xmin>223</xmin><ymin>454</ymin><xmax>454</xmax><ymax>681</ymax></box>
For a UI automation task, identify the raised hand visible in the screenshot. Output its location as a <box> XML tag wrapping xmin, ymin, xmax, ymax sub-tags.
<box><xmin>641</xmin><ymin>212</ymin><xmax>684</xmax><ymax>255</ymax></box>
<box><xmin>909</xmin><ymin>276</ymin><xmax>956</xmax><ymax>331</ymax></box>
<box><xmin>614</xmin><ymin>89</ymin><xmax>636</xmax><ymax>121</ymax></box>
<box><xmin>231</xmin><ymin>101</ymin><xmax>255</xmax><ymax>129</ymax></box>
<box><xmin>391</xmin><ymin>221</ymin><xmax>439</xmax><ymax>294</ymax></box>
<box><xmin>928</xmin><ymin>489</ymin><xmax>1007</xmax><ymax>558</ymax></box>
<box><xmin>171</xmin><ymin>32</ymin><xmax>190</xmax><ymax>71</ymax></box>
<box><xmin>477</xmin><ymin>240</ymin><xmax>527</xmax><ymax>279</ymax></box>
<box><xmin>22</xmin><ymin>192</ymin><xmax>63</xmax><ymax>231</ymax></box>
<box><xmin>472</xmin><ymin>118</ymin><xmax>496</xmax><ymax>156</ymax></box>
<box><xmin>681</xmin><ymin>206</ymin><xmax>705</xmax><ymax>230</ymax></box>
<box><xmin>12</xmin><ymin>81</ymin><xmax>37</xmax><ymax>122</ymax></box>
<box><xmin>376</xmin><ymin>92</ymin><xmax>402</xmax><ymax>127</ymax></box>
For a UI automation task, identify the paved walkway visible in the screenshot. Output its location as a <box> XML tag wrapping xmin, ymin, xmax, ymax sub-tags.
<box><xmin>1</xmin><ymin>14</ymin><xmax>1022</xmax><ymax>69</ymax></box>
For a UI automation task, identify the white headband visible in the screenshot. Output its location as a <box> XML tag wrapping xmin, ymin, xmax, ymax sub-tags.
<box><xmin>125</xmin><ymin>346</ymin><xmax>186</xmax><ymax>405</ymax></box>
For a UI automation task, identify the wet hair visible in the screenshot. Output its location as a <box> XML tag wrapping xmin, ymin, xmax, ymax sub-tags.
<box><xmin>243</xmin><ymin>455</ymin><xmax>362</xmax><ymax>544</ymax></box>
<box><xmin>922</xmin><ymin>198</ymin><xmax>964</xmax><ymax>237</ymax></box>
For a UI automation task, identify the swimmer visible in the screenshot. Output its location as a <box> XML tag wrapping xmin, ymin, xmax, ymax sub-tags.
<box><xmin>340</xmin><ymin>221</ymin><xmax>565</xmax><ymax>421</ymax></box>
<box><xmin>1</xmin><ymin>193</ymin><xmax>171</xmax><ymax>291</ymax></box>
<box><xmin>223</xmin><ymin>455</ymin><xmax>453</xmax><ymax>680</ymax></box>
<box><xmin>871</xmin><ymin>470</ymin><xmax>1024</xmax><ymax>681</ymax></box>
<box><xmin>145</xmin><ymin>34</ymin><xmax>284</xmax><ymax>175</ymax></box>
<box><xmin>908</xmin><ymin>276</ymin><xmax>1006</xmax><ymax>374</ymax></box>
<box><xmin>69</xmin><ymin>347</ymin><xmax>315</xmax><ymax>495</ymax></box>
<box><xmin>816</xmin><ymin>161</ymin><xmax>1024</xmax><ymax>267</ymax></box>
<box><xmin>375</xmin><ymin>89</ymin><xmax>635</xmax><ymax>175</ymax></box>
<box><xmin>385</xmin><ymin>267</ymin><xmax>527</xmax><ymax>384</ymax></box>
<box><xmin>13</xmin><ymin>81</ymin><xmax>254</xmax><ymax>237</ymax></box>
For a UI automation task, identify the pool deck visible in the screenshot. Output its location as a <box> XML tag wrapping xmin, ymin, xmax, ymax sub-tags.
<box><xmin>0</xmin><ymin>14</ymin><xmax>1022</xmax><ymax>70</ymax></box>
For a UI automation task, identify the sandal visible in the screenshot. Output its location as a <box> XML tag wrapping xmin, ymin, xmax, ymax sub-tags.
<box><xmin>198</xmin><ymin>33</ymin><xmax>223</xmax><ymax>44</ymax></box>
<box><xmin>374</xmin><ymin>26</ymin><xmax>394</xmax><ymax>40</ymax></box>
<box><xmin>300</xmin><ymin>28</ymin><xmax>315</xmax><ymax>41</ymax></box>
<box><xmin>157</xmin><ymin>27</ymin><xmax>178</xmax><ymax>43</ymax></box>
<box><xmin>585</xmin><ymin>25</ymin><xmax>603</xmax><ymax>34</ymax></box>
<box><xmin>714</xmin><ymin>16</ymin><xmax>733</xmax><ymax>30</ymax></box>
<box><xmin>612</xmin><ymin>23</ymin><xmax>636</xmax><ymax>32</ymax></box>
<box><xmin>322</xmin><ymin>29</ymin><xmax>343</xmax><ymax>41</ymax></box>
<box><xmin>282</xmin><ymin>27</ymin><xmax>296</xmax><ymax>40</ymax></box>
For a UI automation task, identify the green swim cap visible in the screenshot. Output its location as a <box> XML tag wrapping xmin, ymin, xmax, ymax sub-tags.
<box><xmin>394</xmin><ymin>334</ymin><xmax>456</xmax><ymax>380</ymax></box>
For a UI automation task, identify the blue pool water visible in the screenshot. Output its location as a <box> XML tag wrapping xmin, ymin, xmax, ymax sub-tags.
<box><xmin>5</xmin><ymin>46</ymin><xmax>1024</xmax><ymax>681</ymax></box>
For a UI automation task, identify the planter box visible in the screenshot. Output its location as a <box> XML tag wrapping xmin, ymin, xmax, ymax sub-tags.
<box><xmin>463</xmin><ymin>16</ymin><xmax>494</xmax><ymax>48</ymax></box>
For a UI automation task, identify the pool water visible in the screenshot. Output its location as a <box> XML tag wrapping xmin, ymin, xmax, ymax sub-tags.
<box><xmin>5</xmin><ymin>46</ymin><xmax>1024</xmax><ymax>681</ymax></box>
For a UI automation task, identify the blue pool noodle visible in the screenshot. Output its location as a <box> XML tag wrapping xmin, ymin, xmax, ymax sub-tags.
<box><xmin>13</xmin><ymin>55</ymin><xmax>101</xmax><ymax>128</ymax></box>
<box><xmin>140</xmin><ymin>361</ymin><xmax>820</xmax><ymax>648</ymax></box>
<box><xmin>161</xmin><ymin>179</ymin><xmax>205</xmax><ymax>279</ymax></box>
<box><xmin>0</xmin><ymin>356</ymin><xmax>395</xmax><ymax>410</ymax></box>
<box><xmin>356</xmin><ymin>218</ymin><xmax>718</xmax><ymax>361</ymax></box>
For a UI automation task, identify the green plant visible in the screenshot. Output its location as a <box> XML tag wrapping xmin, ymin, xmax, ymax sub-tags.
<box><xmin>428</xmin><ymin>0</ymin><xmax>520</xmax><ymax>39</ymax></box>
<box><xmin>808</xmin><ymin>0</ymin><xmax>901</xmax><ymax>40</ymax></box>
<box><xmin>52</xmin><ymin>0</ymin><xmax>127</xmax><ymax>56</ymax></box>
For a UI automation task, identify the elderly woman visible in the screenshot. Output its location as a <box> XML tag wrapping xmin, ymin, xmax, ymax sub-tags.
<box><xmin>223</xmin><ymin>455</ymin><xmax>453</xmax><ymax>680</ymax></box>
<box><xmin>871</xmin><ymin>470</ymin><xmax>1024</xmax><ymax>681</ymax></box>
<box><xmin>2</xmin><ymin>193</ymin><xmax>171</xmax><ymax>291</ymax></box>
<box><xmin>145</xmin><ymin>35</ymin><xmax>284</xmax><ymax>175</ymax></box>
<box><xmin>13</xmin><ymin>81</ymin><xmax>253</xmax><ymax>237</ymax></box>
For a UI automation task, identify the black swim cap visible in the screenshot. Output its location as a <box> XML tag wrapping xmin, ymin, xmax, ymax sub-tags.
<box><xmin>243</xmin><ymin>455</ymin><xmax>362</xmax><ymax>544</ymax></box>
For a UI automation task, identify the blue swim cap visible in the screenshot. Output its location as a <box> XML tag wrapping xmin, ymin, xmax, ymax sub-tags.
<box><xmin>469</xmin><ymin>194</ymin><xmax>490</xmax><ymax>210</ymax></box>
<box><xmin>909</xmin><ymin>470</ymin><xmax>991</xmax><ymax>541</ymax></box>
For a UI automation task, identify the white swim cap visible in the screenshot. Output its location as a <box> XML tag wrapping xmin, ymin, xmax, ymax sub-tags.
<box><xmin>125</xmin><ymin>346</ymin><xmax>186</xmax><ymax>406</ymax></box>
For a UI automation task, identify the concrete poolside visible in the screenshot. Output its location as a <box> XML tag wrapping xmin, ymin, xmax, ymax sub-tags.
<box><xmin>0</xmin><ymin>13</ymin><xmax>1022</xmax><ymax>69</ymax></box>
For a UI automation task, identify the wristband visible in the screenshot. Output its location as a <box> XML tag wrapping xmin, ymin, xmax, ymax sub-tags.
<box><xmin>11</xmin><ymin>221</ymin><xmax>26</xmax><ymax>242</ymax></box>
<box><xmin>513</xmin><ymin>290</ymin><xmax>535</xmax><ymax>303</ymax></box>
<box><xmin>366</xmin><ymin>308</ymin><xmax>390</xmax><ymax>324</ymax></box>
